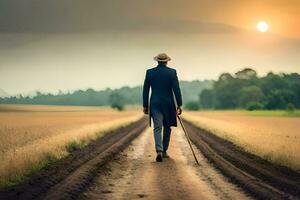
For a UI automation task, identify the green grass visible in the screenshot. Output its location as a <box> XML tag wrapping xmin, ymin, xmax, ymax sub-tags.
<box><xmin>0</xmin><ymin>153</ymin><xmax>61</xmax><ymax>189</ymax></box>
<box><xmin>65</xmin><ymin>140</ymin><xmax>88</xmax><ymax>153</ymax></box>
<box><xmin>0</xmin><ymin>140</ymin><xmax>89</xmax><ymax>189</ymax></box>
<box><xmin>0</xmin><ymin>139</ymin><xmax>89</xmax><ymax>189</ymax></box>
<box><xmin>244</xmin><ymin>110</ymin><xmax>300</xmax><ymax>117</ymax></box>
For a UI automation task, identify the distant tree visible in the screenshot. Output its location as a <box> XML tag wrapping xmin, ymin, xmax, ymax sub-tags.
<box><xmin>109</xmin><ymin>92</ymin><xmax>125</xmax><ymax>111</ymax></box>
<box><xmin>246</xmin><ymin>102</ymin><xmax>264</xmax><ymax>111</ymax></box>
<box><xmin>283</xmin><ymin>73</ymin><xmax>300</xmax><ymax>108</ymax></box>
<box><xmin>218</xmin><ymin>73</ymin><xmax>234</xmax><ymax>81</ymax></box>
<box><xmin>58</xmin><ymin>90</ymin><xmax>64</xmax><ymax>95</ymax></box>
<box><xmin>199</xmin><ymin>89</ymin><xmax>215</xmax><ymax>109</ymax></box>
<box><xmin>238</xmin><ymin>86</ymin><xmax>264</xmax><ymax>108</ymax></box>
<box><xmin>184</xmin><ymin>101</ymin><xmax>200</xmax><ymax>111</ymax></box>
<box><xmin>214</xmin><ymin>78</ymin><xmax>240</xmax><ymax>109</ymax></box>
<box><xmin>286</xmin><ymin>103</ymin><xmax>295</xmax><ymax>113</ymax></box>
<box><xmin>36</xmin><ymin>91</ymin><xmax>43</xmax><ymax>96</ymax></box>
<box><xmin>261</xmin><ymin>72</ymin><xmax>288</xmax><ymax>93</ymax></box>
<box><xmin>235</xmin><ymin>68</ymin><xmax>257</xmax><ymax>80</ymax></box>
<box><xmin>180</xmin><ymin>80</ymin><xmax>214</xmax><ymax>103</ymax></box>
<box><xmin>265</xmin><ymin>89</ymin><xmax>297</xmax><ymax>109</ymax></box>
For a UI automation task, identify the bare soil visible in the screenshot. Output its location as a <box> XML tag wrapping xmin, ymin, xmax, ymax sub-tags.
<box><xmin>80</xmin><ymin>127</ymin><xmax>252</xmax><ymax>200</ymax></box>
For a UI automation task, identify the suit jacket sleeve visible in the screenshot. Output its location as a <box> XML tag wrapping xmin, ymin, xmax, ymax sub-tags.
<box><xmin>143</xmin><ymin>70</ymin><xmax>150</xmax><ymax>107</ymax></box>
<box><xmin>172</xmin><ymin>70</ymin><xmax>182</xmax><ymax>107</ymax></box>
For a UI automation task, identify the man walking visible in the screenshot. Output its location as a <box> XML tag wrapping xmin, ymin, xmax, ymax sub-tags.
<box><xmin>143</xmin><ymin>53</ymin><xmax>182</xmax><ymax>162</ymax></box>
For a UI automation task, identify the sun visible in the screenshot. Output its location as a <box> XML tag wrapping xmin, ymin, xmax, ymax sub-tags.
<box><xmin>256</xmin><ymin>21</ymin><xmax>269</xmax><ymax>32</ymax></box>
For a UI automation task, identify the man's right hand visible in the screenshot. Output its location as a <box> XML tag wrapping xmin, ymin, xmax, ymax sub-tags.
<box><xmin>143</xmin><ymin>107</ymin><xmax>149</xmax><ymax>115</ymax></box>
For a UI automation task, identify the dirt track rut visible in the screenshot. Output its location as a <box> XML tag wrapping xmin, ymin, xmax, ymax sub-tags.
<box><xmin>184</xmin><ymin>120</ymin><xmax>300</xmax><ymax>200</ymax></box>
<box><xmin>80</xmin><ymin>127</ymin><xmax>252</xmax><ymax>200</ymax></box>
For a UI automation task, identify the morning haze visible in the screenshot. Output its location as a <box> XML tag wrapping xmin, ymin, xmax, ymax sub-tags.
<box><xmin>0</xmin><ymin>0</ymin><xmax>299</xmax><ymax>95</ymax></box>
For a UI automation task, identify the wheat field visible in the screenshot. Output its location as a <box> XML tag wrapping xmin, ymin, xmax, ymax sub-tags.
<box><xmin>0</xmin><ymin>104</ymin><xmax>142</xmax><ymax>187</ymax></box>
<box><xmin>184</xmin><ymin>111</ymin><xmax>300</xmax><ymax>171</ymax></box>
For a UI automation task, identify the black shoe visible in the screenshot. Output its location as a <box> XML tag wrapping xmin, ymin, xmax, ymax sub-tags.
<box><xmin>156</xmin><ymin>152</ymin><xmax>163</xmax><ymax>162</ymax></box>
<box><xmin>163</xmin><ymin>151</ymin><xmax>169</xmax><ymax>158</ymax></box>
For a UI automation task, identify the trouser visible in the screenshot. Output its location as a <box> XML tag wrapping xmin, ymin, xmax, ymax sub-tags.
<box><xmin>151</xmin><ymin>105</ymin><xmax>171</xmax><ymax>153</ymax></box>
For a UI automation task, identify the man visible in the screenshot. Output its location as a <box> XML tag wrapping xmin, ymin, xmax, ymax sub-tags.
<box><xmin>143</xmin><ymin>53</ymin><xmax>182</xmax><ymax>162</ymax></box>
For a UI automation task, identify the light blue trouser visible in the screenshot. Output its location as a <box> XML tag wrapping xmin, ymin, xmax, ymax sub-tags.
<box><xmin>151</xmin><ymin>105</ymin><xmax>171</xmax><ymax>153</ymax></box>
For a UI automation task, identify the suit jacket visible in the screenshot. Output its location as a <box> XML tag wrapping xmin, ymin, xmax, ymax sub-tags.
<box><xmin>143</xmin><ymin>64</ymin><xmax>182</xmax><ymax>127</ymax></box>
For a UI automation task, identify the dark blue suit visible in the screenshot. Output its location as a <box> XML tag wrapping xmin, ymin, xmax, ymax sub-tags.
<box><xmin>143</xmin><ymin>64</ymin><xmax>182</xmax><ymax>127</ymax></box>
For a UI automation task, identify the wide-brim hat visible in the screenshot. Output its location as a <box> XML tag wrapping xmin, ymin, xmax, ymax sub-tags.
<box><xmin>154</xmin><ymin>53</ymin><xmax>171</xmax><ymax>62</ymax></box>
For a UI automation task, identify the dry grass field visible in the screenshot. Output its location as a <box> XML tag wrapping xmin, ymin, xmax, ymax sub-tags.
<box><xmin>184</xmin><ymin>111</ymin><xmax>300</xmax><ymax>171</ymax></box>
<box><xmin>0</xmin><ymin>104</ymin><xmax>142</xmax><ymax>187</ymax></box>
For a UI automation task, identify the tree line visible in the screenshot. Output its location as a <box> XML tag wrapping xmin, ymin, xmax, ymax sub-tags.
<box><xmin>187</xmin><ymin>68</ymin><xmax>300</xmax><ymax>110</ymax></box>
<box><xmin>2</xmin><ymin>68</ymin><xmax>299</xmax><ymax>111</ymax></box>
<box><xmin>0</xmin><ymin>80</ymin><xmax>212</xmax><ymax>110</ymax></box>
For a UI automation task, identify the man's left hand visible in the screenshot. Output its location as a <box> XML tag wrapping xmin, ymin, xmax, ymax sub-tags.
<box><xmin>143</xmin><ymin>107</ymin><xmax>149</xmax><ymax>115</ymax></box>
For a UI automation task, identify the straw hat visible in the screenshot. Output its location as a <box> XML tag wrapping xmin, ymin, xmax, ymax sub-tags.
<box><xmin>154</xmin><ymin>53</ymin><xmax>171</xmax><ymax>62</ymax></box>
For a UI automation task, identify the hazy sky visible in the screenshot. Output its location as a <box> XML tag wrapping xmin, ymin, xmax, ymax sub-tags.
<box><xmin>0</xmin><ymin>0</ymin><xmax>299</xmax><ymax>95</ymax></box>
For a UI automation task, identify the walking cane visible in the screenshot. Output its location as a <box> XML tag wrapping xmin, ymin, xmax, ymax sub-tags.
<box><xmin>177</xmin><ymin>115</ymin><xmax>200</xmax><ymax>166</ymax></box>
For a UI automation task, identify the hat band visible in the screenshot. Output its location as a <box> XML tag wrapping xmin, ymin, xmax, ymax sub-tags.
<box><xmin>157</xmin><ymin>57</ymin><xmax>168</xmax><ymax>59</ymax></box>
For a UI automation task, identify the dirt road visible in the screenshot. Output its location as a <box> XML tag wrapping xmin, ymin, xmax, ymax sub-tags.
<box><xmin>1</xmin><ymin>117</ymin><xmax>299</xmax><ymax>200</ymax></box>
<box><xmin>80</xmin><ymin>127</ymin><xmax>252</xmax><ymax>200</ymax></box>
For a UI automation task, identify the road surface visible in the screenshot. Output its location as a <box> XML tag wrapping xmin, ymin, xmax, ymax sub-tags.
<box><xmin>81</xmin><ymin>127</ymin><xmax>252</xmax><ymax>200</ymax></box>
